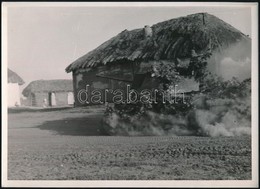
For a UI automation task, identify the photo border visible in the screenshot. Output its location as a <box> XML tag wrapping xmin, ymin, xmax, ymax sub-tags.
<box><xmin>1</xmin><ymin>2</ymin><xmax>258</xmax><ymax>188</ymax></box>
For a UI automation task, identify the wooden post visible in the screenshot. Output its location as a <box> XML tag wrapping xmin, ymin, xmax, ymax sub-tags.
<box><xmin>131</xmin><ymin>61</ymin><xmax>135</xmax><ymax>76</ymax></box>
<box><xmin>202</xmin><ymin>13</ymin><xmax>205</xmax><ymax>25</ymax></box>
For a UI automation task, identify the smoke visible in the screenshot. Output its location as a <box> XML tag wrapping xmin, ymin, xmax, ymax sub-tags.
<box><xmin>104</xmin><ymin>111</ymin><xmax>193</xmax><ymax>136</ymax></box>
<box><xmin>207</xmin><ymin>38</ymin><xmax>251</xmax><ymax>81</ymax></box>
<box><xmin>103</xmin><ymin>93</ymin><xmax>251</xmax><ymax>137</ymax></box>
<box><xmin>193</xmin><ymin>108</ymin><xmax>251</xmax><ymax>137</ymax></box>
<box><xmin>220</xmin><ymin>57</ymin><xmax>251</xmax><ymax>81</ymax></box>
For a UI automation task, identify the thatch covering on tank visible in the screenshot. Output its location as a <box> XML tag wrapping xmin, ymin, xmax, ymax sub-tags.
<box><xmin>22</xmin><ymin>79</ymin><xmax>73</xmax><ymax>97</ymax></box>
<box><xmin>66</xmin><ymin>13</ymin><xmax>249</xmax><ymax>73</ymax></box>
<box><xmin>8</xmin><ymin>69</ymin><xmax>25</xmax><ymax>85</ymax></box>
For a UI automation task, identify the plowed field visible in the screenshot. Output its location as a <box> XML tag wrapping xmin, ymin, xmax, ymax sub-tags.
<box><xmin>7</xmin><ymin>107</ymin><xmax>251</xmax><ymax>180</ymax></box>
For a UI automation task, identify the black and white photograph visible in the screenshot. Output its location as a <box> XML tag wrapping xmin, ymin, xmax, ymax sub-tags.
<box><xmin>1</xmin><ymin>2</ymin><xmax>258</xmax><ymax>188</ymax></box>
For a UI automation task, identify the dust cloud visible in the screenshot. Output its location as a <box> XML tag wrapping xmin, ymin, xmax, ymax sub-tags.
<box><xmin>104</xmin><ymin>89</ymin><xmax>251</xmax><ymax>137</ymax></box>
<box><xmin>208</xmin><ymin>38</ymin><xmax>251</xmax><ymax>81</ymax></box>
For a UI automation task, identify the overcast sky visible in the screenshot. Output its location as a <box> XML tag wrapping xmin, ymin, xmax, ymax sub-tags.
<box><xmin>6</xmin><ymin>4</ymin><xmax>252</xmax><ymax>87</ymax></box>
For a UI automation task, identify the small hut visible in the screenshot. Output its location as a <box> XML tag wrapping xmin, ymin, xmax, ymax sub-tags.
<box><xmin>22</xmin><ymin>79</ymin><xmax>74</xmax><ymax>107</ymax></box>
<box><xmin>8</xmin><ymin>69</ymin><xmax>25</xmax><ymax>107</ymax></box>
<box><xmin>65</xmin><ymin>13</ymin><xmax>251</xmax><ymax>107</ymax></box>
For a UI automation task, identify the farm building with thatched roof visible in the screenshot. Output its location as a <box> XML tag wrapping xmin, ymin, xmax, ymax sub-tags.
<box><xmin>65</xmin><ymin>13</ymin><xmax>251</xmax><ymax>106</ymax></box>
<box><xmin>8</xmin><ymin>68</ymin><xmax>25</xmax><ymax>107</ymax></box>
<box><xmin>22</xmin><ymin>79</ymin><xmax>74</xmax><ymax>107</ymax></box>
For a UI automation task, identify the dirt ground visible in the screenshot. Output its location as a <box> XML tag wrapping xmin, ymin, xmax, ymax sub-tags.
<box><xmin>7</xmin><ymin>107</ymin><xmax>251</xmax><ymax>180</ymax></box>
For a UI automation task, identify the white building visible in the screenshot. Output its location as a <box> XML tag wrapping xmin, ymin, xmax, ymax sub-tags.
<box><xmin>8</xmin><ymin>69</ymin><xmax>24</xmax><ymax>107</ymax></box>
